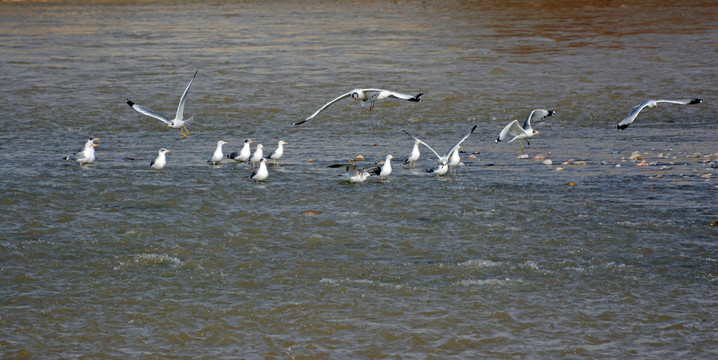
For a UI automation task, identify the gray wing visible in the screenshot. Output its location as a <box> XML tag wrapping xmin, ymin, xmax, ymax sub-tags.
<box><xmin>365</xmin><ymin>89</ymin><xmax>423</xmax><ymax>102</ymax></box>
<box><xmin>126</xmin><ymin>99</ymin><xmax>171</xmax><ymax>124</ymax></box>
<box><xmin>654</xmin><ymin>98</ymin><xmax>703</xmax><ymax>106</ymax></box>
<box><xmin>617</xmin><ymin>100</ymin><xmax>652</xmax><ymax>130</ymax></box>
<box><xmin>402</xmin><ymin>129</ymin><xmax>443</xmax><ymax>162</ymax></box>
<box><xmin>175</xmin><ymin>69</ymin><xmax>198</xmax><ymax>121</ymax></box>
<box><xmin>444</xmin><ymin>124</ymin><xmax>478</xmax><ymax>158</ymax></box>
<box><xmin>294</xmin><ymin>91</ymin><xmax>353</xmax><ymax>125</ymax></box>
<box><xmin>523</xmin><ymin>109</ymin><xmax>554</xmax><ymax>130</ymax></box>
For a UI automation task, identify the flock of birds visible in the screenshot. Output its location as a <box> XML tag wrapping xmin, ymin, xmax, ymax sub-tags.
<box><xmin>65</xmin><ymin>70</ymin><xmax>705</xmax><ymax>183</ymax></box>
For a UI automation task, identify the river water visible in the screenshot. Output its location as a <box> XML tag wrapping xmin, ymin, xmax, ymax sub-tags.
<box><xmin>1</xmin><ymin>0</ymin><xmax>717</xmax><ymax>358</ymax></box>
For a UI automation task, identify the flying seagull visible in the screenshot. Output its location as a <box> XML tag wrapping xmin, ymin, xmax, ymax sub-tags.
<box><xmin>617</xmin><ymin>98</ymin><xmax>703</xmax><ymax>130</ymax></box>
<box><xmin>496</xmin><ymin>109</ymin><xmax>555</xmax><ymax>151</ymax></box>
<box><xmin>126</xmin><ymin>69</ymin><xmax>198</xmax><ymax>138</ymax></box>
<box><xmin>293</xmin><ymin>88</ymin><xmax>423</xmax><ymax>125</ymax></box>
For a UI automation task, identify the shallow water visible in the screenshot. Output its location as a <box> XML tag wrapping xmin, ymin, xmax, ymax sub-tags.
<box><xmin>1</xmin><ymin>0</ymin><xmax>717</xmax><ymax>358</ymax></box>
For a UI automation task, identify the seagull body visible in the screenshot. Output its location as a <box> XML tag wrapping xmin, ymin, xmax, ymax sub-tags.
<box><xmin>375</xmin><ymin>155</ymin><xmax>394</xmax><ymax>180</ymax></box>
<box><xmin>617</xmin><ymin>98</ymin><xmax>703</xmax><ymax>130</ymax></box>
<box><xmin>328</xmin><ymin>163</ymin><xmax>375</xmax><ymax>183</ymax></box>
<box><xmin>66</xmin><ymin>138</ymin><xmax>99</xmax><ymax>164</ymax></box>
<box><xmin>228</xmin><ymin>139</ymin><xmax>254</xmax><ymax>162</ymax></box>
<box><xmin>496</xmin><ymin>109</ymin><xmax>555</xmax><ymax>151</ymax></box>
<box><xmin>126</xmin><ymin>69</ymin><xmax>198</xmax><ymax>138</ymax></box>
<box><xmin>294</xmin><ymin>88</ymin><xmax>423</xmax><ymax>125</ymax></box>
<box><xmin>150</xmin><ymin>148</ymin><xmax>171</xmax><ymax>170</ymax></box>
<box><xmin>250</xmin><ymin>144</ymin><xmax>264</xmax><ymax>169</ymax></box>
<box><xmin>402</xmin><ymin>124</ymin><xmax>478</xmax><ymax>176</ymax></box>
<box><xmin>448</xmin><ymin>146</ymin><xmax>461</xmax><ymax>174</ymax></box>
<box><xmin>266</xmin><ymin>140</ymin><xmax>287</xmax><ymax>167</ymax></box>
<box><xmin>209</xmin><ymin>141</ymin><xmax>227</xmax><ymax>165</ymax></box>
<box><xmin>250</xmin><ymin>158</ymin><xmax>269</xmax><ymax>182</ymax></box>
<box><xmin>403</xmin><ymin>139</ymin><xmax>422</xmax><ymax>167</ymax></box>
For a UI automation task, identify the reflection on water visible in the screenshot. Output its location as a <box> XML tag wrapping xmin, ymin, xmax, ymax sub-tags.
<box><xmin>1</xmin><ymin>0</ymin><xmax>716</xmax><ymax>358</ymax></box>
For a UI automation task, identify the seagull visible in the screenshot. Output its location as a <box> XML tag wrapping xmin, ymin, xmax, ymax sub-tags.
<box><xmin>402</xmin><ymin>124</ymin><xmax>478</xmax><ymax>176</ymax></box>
<box><xmin>403</xmin><ymin>139</ymin><xmax>422</xmax><ymax>168</ymax></box>
<box><xmin>447</xmin><ymin>146</ymin><xmax>461</xmax><ymax>174</ymax></box>
<box><xmin>208</xmin><ymin>140</ymin><xmax>227</xmax><ymax>165</ymax></box>
<box><xmin>375</xmin><ymin>155</ymin><xmax>394</xmax><ymax>180</ymax></box>
<box><xmin>150</xmin><ymin>148</ymin><xmax>171</xmax><ymax>170</ymax></box>
<box><xmin>228</xmin><ymin>139</ymin><xmax>254</xmax><ymax>163</ymax></box>
<box><xmin>495</xmin><ymin>109</ymin><xmax>555</xmax><ymax>151</ymax></box>
<box><xmin>125</xmin><ymin>69</ymin><xmax>198</xmax><ymax>138</ymax></box>
<box><xmin>249</xmin><ymin>144</ymin><xmax>264</xmax><ymax>169</ymax></box>
<box><xmin>266</xmin><ymin>140</ymin><xmax>287</xmax><ymax>167</ymax></box>
<box><xmin>250</xmin><ymin>158</ymin><xmax>269</xmax><ymax>182</ymax></box>
<box><xmin>617</xmin><ymin>98</ymin><xmax>703</xmax><ymax>130</ymax></box>
<box><xmin>65</xmin><ymin>137</ymin><xmax>99</xmax><ymax>164</ymax></box>
<box><xmin>327</xmin><ymin>163</ymin><xmax>375</xmax><ymax>183</ymax></box>
<box><xmin>293</xmin><ymin>88</ymin><xmax>423</xmax><ymax>125</ymax></box>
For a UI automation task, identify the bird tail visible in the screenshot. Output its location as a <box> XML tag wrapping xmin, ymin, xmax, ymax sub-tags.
<box><xmin>227</xmin><ymin>152</ymin><xmax>238</xmax><ymax>159</ymax></box>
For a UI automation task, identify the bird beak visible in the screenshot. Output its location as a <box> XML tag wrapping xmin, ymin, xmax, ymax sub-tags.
<box><xmin>167</xmin><ymin>124</ymin><xmax>171</xmax><ymax>128</ymax></box>
<box><xmin>251</xmin><ymin>141</ymin><xmax>255</xmax><ymax>143</ymax></box>
<box><xmin>167</xmin><ymin>150</ymin><xmax>172</xmax><ymax>153</ymax></box>
<box><xmin>94</xmin><ymin>138</ymin><xmax>100</xmax><ymax>141</ymax></box>
<box><xmin>93</xmin><ymin>144</ymin><xmax>99</xmax><ymax>147</ymax></box>
<box><xmin>537</xmin><ymin>131</ymin><xmax>541</xmax><ymax>135</ymax></box>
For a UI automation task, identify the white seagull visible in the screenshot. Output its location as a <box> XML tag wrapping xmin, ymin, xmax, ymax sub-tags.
<box><xmin>447</xmin><ymin>146</ymin><xmax>461</xmax><ymax>174</ymax></box>
<box><xmin>250</xmin><ymin>144</ymin><xmax>264</xmax><ymax>169</ymax></box>
<box><xmin>150</xmin><ymin>148</ymin><xmax>171</xmax><ymax>170</ymax></box>
<box><xmin>250</xmin><ymin>158</ymin><xmax>269</xmax><ymax>182</ymax></box>
<box><xmin>208</xmin><ymin>140</ymin><xmax>227</xmax><ymax>165</ymax></box>
<box><xmin>228</xmin><ymin>139</ymin><xmax>254</xmax><ymax>163</ymax></box>
<box><xmin>293</xmin><ymin>88</ymin><xmax>423</xmax><ymax>125</ymax></box>
<box><xmin>375</xmin><ymin>155</ymin><xmax>394</xmax><ymax>180</ymax></box>
<box><xmin>266</xmin><ymin>140</ymin><xmax>287</xmax><ymax>167</ymax></box>
<box><xmin>403</xmin><ymin>139</ymin><xmax>422</xmax><ymax>168</ymax></box>
<box><xmin>327</xmin><ymin>163</ymin><xmax>375</xmax><ymax>183</ymax></box>
<box><xmin>65</xmin><ymin>137</ymin><xmax>99</xmax><ymax>164</ymax></box>
<box><xmin>496</xmin><ymin>109</ymin><xmax>555</xmax><ymax>151</ymax></box>
<box><xmin>126</xmin><ymin>69</ymin><xmax>198</xmax><ymax>138</ymax></box>
<box><xmin>617</xmin><ymin>98</ymin><xmax>703</xmax><ymax>130</ymax></box>
<box><xmin>402</xmin><ymin>124</ymin><xmax>478</xmax><ymax>176</ymax></box>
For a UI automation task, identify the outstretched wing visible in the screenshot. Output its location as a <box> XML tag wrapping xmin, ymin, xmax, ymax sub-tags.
<box><xmin>496</xmin><ymin>120</ymin><xmax>523</xmax><ymax>143</ymax></box>
<box><xmin>655</xmin><ymin>98</ymin><xmax>703</xmax><ymax>106</ymax></box>
<box><xmin>365</xmin><ymin>89</ymin><xmax>423</xmax><ymax>102</ymax></box>
<box><xmin>402</xmin><ymin>129</ymin><xmax>443</xmax><ymax>162</ymax></box>
<box><xmin>175</xmin><ymin>69</ymin><xmax>198</xmax><ymax>121</ymax></box>
<box><xmin>294</xmin><ymin>91</ymin><xmax>353</xmax><ymax>125</ymax></box>
<box><xmin>444</xmin><ymin>124</ymin><xmax>478</xmax><ymax>158</ymax></box>
<box><xmin>617</xmin><ymin>100</ymin><xmax>652</xmax><ymax>130</ymax></box>
<box><xmin>523</xmin><ymin>109</ymin><xmax>554</xmax><ymax>130</ymax></box>
<box><xmin>126</xmin><ymin>99</ymin><xmax>170</xmax><ymax>124</ymax></box>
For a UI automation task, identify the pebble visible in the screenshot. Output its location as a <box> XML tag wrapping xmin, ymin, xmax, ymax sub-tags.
<box><xmin>555</xmin><ymin>167</ymin><xmax>564</xmax><ymax>171</ymax></box>
<box><xmin>542</xmin><ymin>159</ymin><xmax>553</xmax><ymax>165</ymax></box>
<box><xmin>629</xmin><ymin>151</ymin><xmax>643</xmax><ymax>161</ymax></box>
<box><xmin>534</xmin><ymin>154</ymin><xmax>546</xmax><ymax>160</ymax></box>
<box><xmin>636</xmin><ymin>160</ymin><xmax>649</xmax><ymax>166</ymax></box>
<box><xmin>517</xmin><ymin>154</ymin><xmax>529</xmax><ymax>159</ymax></box>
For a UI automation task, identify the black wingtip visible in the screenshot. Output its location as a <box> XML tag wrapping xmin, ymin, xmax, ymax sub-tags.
<box><xmin>495</xmin><ymin>138</ymin><xmax>501</xmax><ymax>144</ymax></box>
<box><xmin>125</xmin><ymin>99</ymin><xmax>134</xmax><ymax>107</ymax></box>
<box><xmin>410</xmin><ymin>92</ymin><xmax>424</xmax><ymax>102</ymax></box>
<box><xmin>548</xmin><ymin>110</ymin><xmax>556</xmax><ymax>116</ymax></box>
<box><xmin>617</xmin><ymin>124</ymin><xmax>628</xmax><ymax>131</ymax></box>
<box><xmin>292</xmin><ymin>119</ymin><xmax>307</xmax><ymax>126</ymax></box>
<box><xmin>227</xmin><ymin>152</ymin><xmax>237</xmax><ymax>159</ymax></box>
<box><xmin>690</xmin><ymin>98</ymin><xmax>703</xmax><ymax>104</ymax></box>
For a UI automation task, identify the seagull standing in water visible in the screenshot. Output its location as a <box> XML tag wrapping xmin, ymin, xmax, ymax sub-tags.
<box><xmin>266</xmin><ymin>140</ymin><xmax>287</xmax><ymax>167</ymax></box>
<box><xmin>208</xmin><ymin>140</ymin><xmax>227</xmax><ymax>165</ymax></box>
<box><xmin>126</xmin><ymin>69</ymin><xmax>198</xmax><ymax>138</ymax></box>
<box><xmin>402</xmin><ymin>124</ymin><xmax>478</xmax><ymax>176</ymax></box>
<box><xmin>327</xmin><ymin>163</ymin><xmax>374</xmax><ymax>183</ymax></box>
<box><xmin>250</xmin><ymin>158</ymin><xmax>269</xmax><ymax>182</ymax></box>
<box><xmin>617</xmin><ymin>98</ymin><xmax>703</xmax><ymax>130</ymax></box>
<box><xmin>65</xmin><ymin>137</ymin><xmax>99</xmax><ymax>164</ymax></box>
<box><xmin>293</xmin><ymin>88</ymin><xmax>423</xmax><ymax>125</ymax></box>
<box><xmin>447</xmin><ymin>146</ymin><xmax>461</xmax><ymax>174</ymax></box>
<box><xmin>150</xmin><ymin>148</ymin><xmax>171</xmax><ymax>170</ymax></box>
<box><xmin>250</xmin><ymin>144</ymin><xmax>264</xmax><ymax>169</ymax></box>
<box><xmin>495</xmin><ymin>109</ymin><xmax>555</xmax><ymax>151</ymax></box>
<box><xmin>374</xmin><ymin>155</ymin><xmax>394</xmax><ymax>180</ymax></box>
<box><xmin>228</xmin><ymin>139</ymin><xmax>254</xmax><ymax>163</ymax></box>
<box><xmin>403</xmin><ymin>139</ymin><xmax>422</xmax><ymax>168</ymax></box>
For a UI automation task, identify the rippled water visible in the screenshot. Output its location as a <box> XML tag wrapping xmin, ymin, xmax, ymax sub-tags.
<box><xmin>1</xmin><ymin>0</ymin><xmax>717</xmax><ymax>358</ymax></box>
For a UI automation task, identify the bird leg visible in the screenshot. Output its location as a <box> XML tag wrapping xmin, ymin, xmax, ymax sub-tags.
<box><xmin>179</xmin><ymin>128</ymin><xmax>188</xmax><ymax>138</ymax></box>
<box><xmin>184</xmin><ymin>126</ymin><xmax>191</xmax><ymax>135</ymax></box>
<box><xmin>370</xmin><ymin>101</ymin><xmax>376</xmax><ymax>111</ymax></box>
<box><xmin>520</xmin><ymin>141</ymin><xmax>524</xmax><ymax>152</ymax></box>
